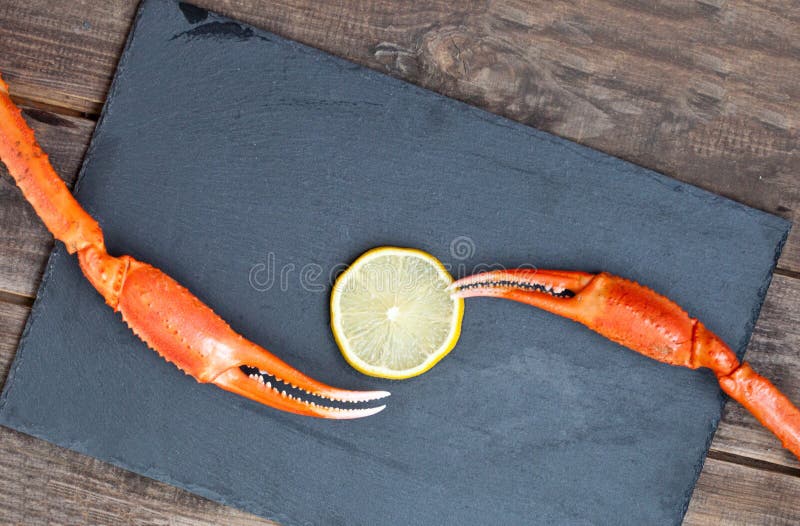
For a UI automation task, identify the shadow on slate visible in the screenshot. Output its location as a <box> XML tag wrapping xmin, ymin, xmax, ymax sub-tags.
<box><xmin>0</xmin><ymin>0</ymin><xmax>791</xmax><ymax>524</ymax></box>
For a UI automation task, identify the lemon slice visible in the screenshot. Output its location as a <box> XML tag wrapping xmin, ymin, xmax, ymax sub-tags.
<box><xmin>331</xmin><ymin>247</ymin><xmax>464</xmax><ymax>379</ymax></box>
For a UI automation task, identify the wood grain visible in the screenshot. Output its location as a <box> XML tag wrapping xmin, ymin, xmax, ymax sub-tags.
<box><xmin>0</xmin><ymin>0</ymin><xmax>797</xmax><ymax>272</ymax></box>
<box><xmin>0</xmin><ymin>428</ymin><xmax>271</xmax><ymax>525</ymax></box>
<box><xmin>0</xmin><ymin>301</ymin><xmax>29</xmax><ymax>381</ymax></box>
<box><xmin>3</xmin><ymin>426</ymin><xmax>799</xmax><ymax>526</ymax></box>
<box><xmin>0</xmin><ymin>1</ymin><xmax>136</xmax><ymax>116</ymax></box>
<box><xmin>684</xmin><ymin>457</ymin><xmax>800</xmax><ymax>525</ymax></box>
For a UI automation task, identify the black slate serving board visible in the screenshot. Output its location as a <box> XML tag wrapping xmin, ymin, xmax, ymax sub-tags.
<box><xmin>0</xmin><ymin>0</ymin><xmax>790</xmax><ymax>524</ymax></box>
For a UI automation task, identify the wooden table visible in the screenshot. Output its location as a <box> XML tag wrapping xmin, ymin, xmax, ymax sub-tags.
<box><xmin>1</xmin><ymin>1</ymin><xmax>798</xmax><ymax>524</ymax></box>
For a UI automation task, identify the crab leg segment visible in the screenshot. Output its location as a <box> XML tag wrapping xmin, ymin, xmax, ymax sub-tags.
<box><xmin>0</xmin><ymin>73</ymin><xmax>388</xmax><ymax>419</ymax></box>
<box><xmin>0</xmin><ymin>76</ymin><xmax>103</xmax><ymax>253</ymax></box>
<box><xmin>451</xmin><ymin>269</ymin><xmax>800</xmax><ymax>460</ymax></box>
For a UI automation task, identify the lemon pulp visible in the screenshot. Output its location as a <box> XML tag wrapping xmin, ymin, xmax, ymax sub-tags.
<box><xmin>330</xmin><ymin>247</ymin><xmax>464</xmax><ymax>379</ymax></box>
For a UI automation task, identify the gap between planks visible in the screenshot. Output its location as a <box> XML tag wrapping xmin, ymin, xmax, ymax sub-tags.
<box><xmin>706</xmin><ymin>450</ymin><xmax>800</xmax><ymax>478</ymax></box>
<box><xmin>776</xmin><ymin>268</ymin><xmax>800</xmax><ymax>281</ymax></box>
<box><xmin>0</xmin><ymin>289</ymin><xmax>34</xmax><ymax>307</ymax></box>
<box><xmin>9</xmin><ymin>94</ymin><xmax>98</xmax><ymax>121</ymax></box>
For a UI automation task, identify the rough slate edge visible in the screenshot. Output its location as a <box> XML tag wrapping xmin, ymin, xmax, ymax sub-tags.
<box><xmin>0</xmin><ymin>0</ymin><xmax>791</xmax><ymax>523</ymax></box>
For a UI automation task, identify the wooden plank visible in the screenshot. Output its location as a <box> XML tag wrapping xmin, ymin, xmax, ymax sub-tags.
<box><xmin>0</xmin><ymin>427</ymin><xmax>272</xmax><ymax>525</ymax></box>
<box><xmin>0</xmin><ymin>0</ymin><xmax>798</xmax><ymax>272</ymax></box>
<box><xmin>0</xmin><ymin>437</ymin><xmax>797</xmax><ymax>526</ymax></box>
<box><xmin>0</xmin><ymin>108</ymin><xmax>93</xmax><ymax>297</ymax></box>
<box><xmin>0</xmin><ymin>301</ymin><xmax>29</xmax><ymax>381</ymax></box>
<box><xmin>710</xmin><ymin>273</ymin><xmax>800</xmax><ymax>469</ymax></box>
<box><xmin>684</xmin><ymin>457</ymin><xmax>800</xmax><ymax>525</ymax></box>
<box><xmin>5</xmin><ymin>433</ymin><xmax>799</xmax><ymax>526</ymax></box>
<box><xmin>0</xmin><ymin>1</ymin><xmax>136</xmax><ymax>115</ymax></box>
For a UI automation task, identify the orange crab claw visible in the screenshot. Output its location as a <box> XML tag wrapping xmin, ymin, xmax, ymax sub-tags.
<box><xmin>0</xmin><ymin>73</ymin><xmax>388</xmax><ymax>419</ymax></box>
<box><xmin>451</xmin><ymin>268</ymin><xmax>800</xmax><ymax>460</ymax></box>
<box><xmin>114</xmin><ymin>255</ymin><xmax>389</xmax><ymax>419</ymax></box>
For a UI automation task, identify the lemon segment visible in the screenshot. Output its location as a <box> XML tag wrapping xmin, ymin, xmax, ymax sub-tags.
<box><xmin>330</xmin><ymin>247</ymin><xmax>464</xmax><ymax>379</ymax></box>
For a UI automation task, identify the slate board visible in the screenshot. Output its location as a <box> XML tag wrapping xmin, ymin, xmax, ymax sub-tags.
<box><xmin>0</xmin><ymin>0</ymin><xmax>791</xmax><ymax>524</ymax></box>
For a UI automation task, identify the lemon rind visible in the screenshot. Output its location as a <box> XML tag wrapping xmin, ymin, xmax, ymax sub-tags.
<box><xmin>330</xmin><ymin>246</ymin><xmax>464</xmax><ymax>380</ymax></box>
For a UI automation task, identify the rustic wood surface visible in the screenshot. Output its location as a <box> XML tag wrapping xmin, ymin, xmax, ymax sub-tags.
<box><xmin>0</xmin><ymin>0</ymin><xmax>797</xmax><ymax>524</ymax></box>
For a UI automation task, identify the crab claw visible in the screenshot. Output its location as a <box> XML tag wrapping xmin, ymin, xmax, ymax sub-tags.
<box><xmin>213</xmin><ymin>367</ymin><xmax>389</xmax><ymax>420</ymax></box>
<box><xmin>449</xmin><ymin>269</ymin><xmax>595</xmax><ymax>320</ymax></box>
<box><xmin>451</xmin><ymin>267</ymin><xmax>800</xmax><ymax>461</ymax></box>
<box><xmin>211</xmin><ymin>339</ymin><xmax>390</xmax><ymax>419</ymax></box>
<box><xmin>108</xmin><ymin>257</ymin><xmax>390</xmax><ymax>419</ymax></box>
